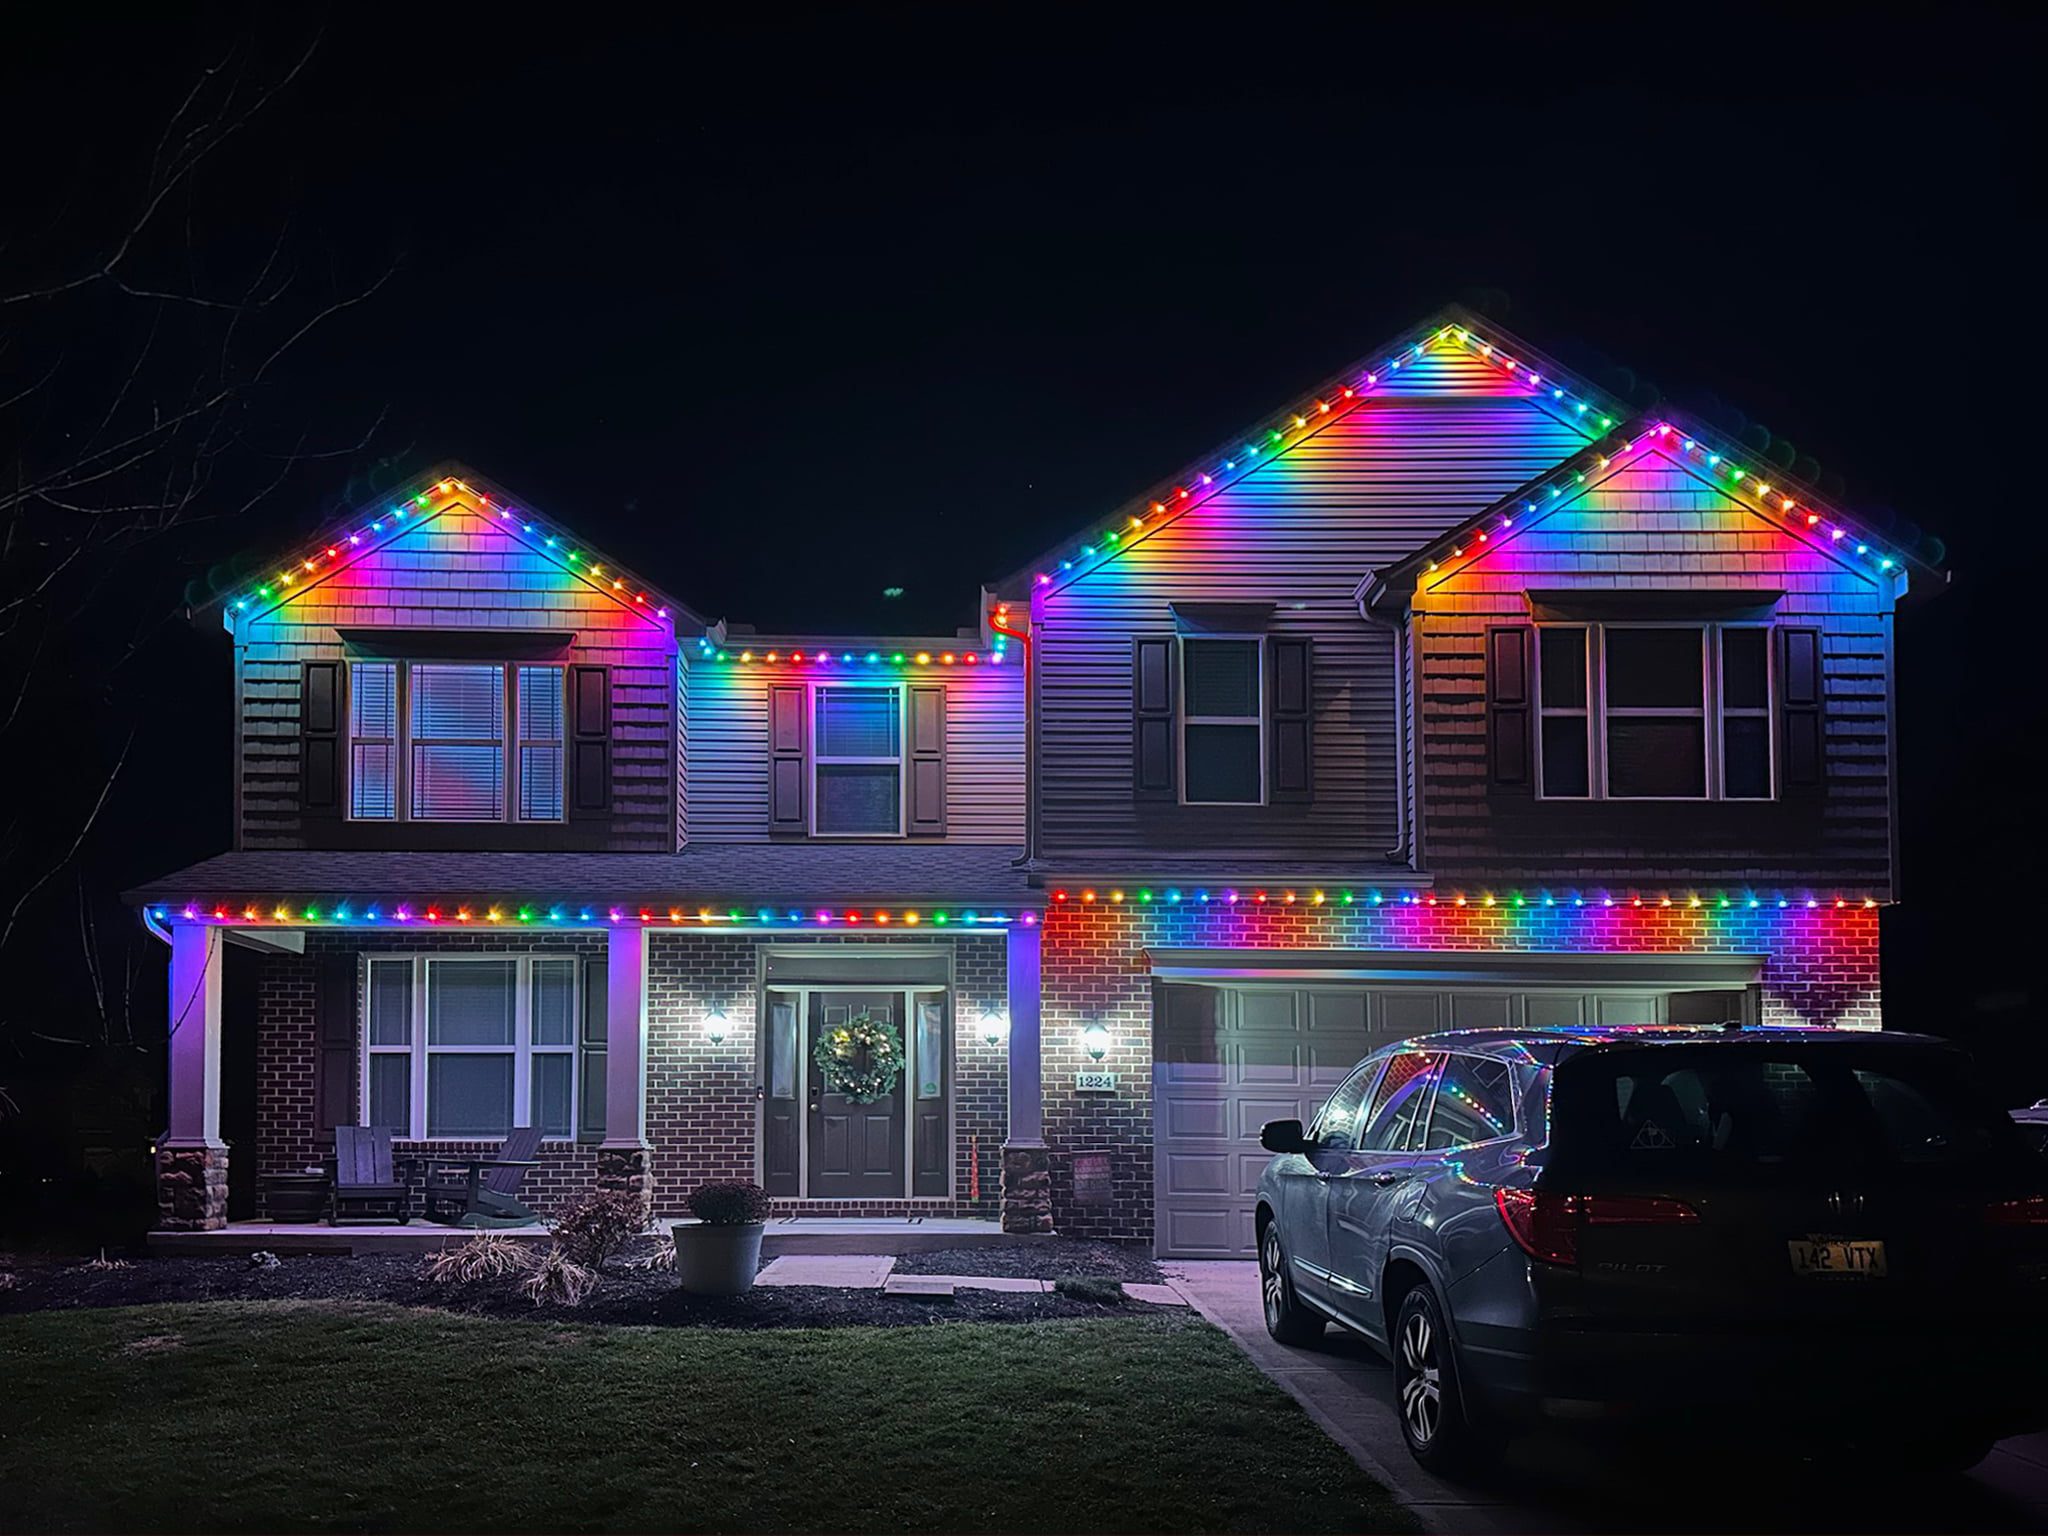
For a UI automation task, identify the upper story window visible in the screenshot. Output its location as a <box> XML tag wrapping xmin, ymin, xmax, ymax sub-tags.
<box><xmin>347</xmin><ymin>662</ymin><xmax>564</xmax><ymax>823</ymax></box>
<box><xmin>1181</xmin><ymin>637</ymin><xmax>1264</xmax><ymax>805</ymax></box>
<box><xmin>813</xmin><ymin>684</ymin><xmax>903</xmax><ymax>836</ymax></box>
<box><xmin>1536</xmin><ymin>624</ymin><xmax>1772</xmax><ymax>802</ymax></box>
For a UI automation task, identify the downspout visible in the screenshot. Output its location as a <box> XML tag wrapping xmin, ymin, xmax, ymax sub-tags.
<box><xmin>988</xmin><ymin>600</ymin><xmax>1036</xmax><ymax>868</ymax></box>
<box><xmin>1357</xmin><ymin>574</ymin><xmax>1413</xmax><ymax>868</ymax></box>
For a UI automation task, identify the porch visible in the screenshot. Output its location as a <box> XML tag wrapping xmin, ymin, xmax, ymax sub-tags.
<box><xmin>145</xmin><ymin>1215</ymin><xmax>1022</xmax><ymax>1257</ymax></box>
<box><xmin>144</xmin><ymin>889</ymin><xmax>1051</xmax><ymax>1236</ymax></box>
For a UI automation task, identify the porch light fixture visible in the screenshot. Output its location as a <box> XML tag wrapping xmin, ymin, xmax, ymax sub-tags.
<box><xmin>1081</xmin><ymin>1025</ymin><xmax>1112</xmax><ymax>1062</ymax></box>
<box><xmin>704</xmin><ymin>1010</ymin><xmax>729</xmax><ymax>1046</ymax></box>
<box><xmin>980</xmin><ymin>1010</ymin><xmax>1008</xmax><ymax>1047</ymax></box>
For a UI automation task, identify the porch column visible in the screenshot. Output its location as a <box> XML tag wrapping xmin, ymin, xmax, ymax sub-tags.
<box><xmin>158</xmin><ymin>923</ymin><xmax>228</xmax><ymax>1231</ymax></box>
<box><xmin>599</xmin><ymin>923</ymin><xmax>653</xmax><ymax>1220</ymax></box>
<box><xmin>1001</xmin><ymin>920</ymin><xmax>1052</xmax><ymax>1234</ymax></box>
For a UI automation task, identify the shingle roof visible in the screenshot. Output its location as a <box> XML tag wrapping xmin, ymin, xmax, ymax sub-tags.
<box><xmin>125</xmin><ymin>845</ymin><xmax>1035</xmax><ymax>909</ymax></box>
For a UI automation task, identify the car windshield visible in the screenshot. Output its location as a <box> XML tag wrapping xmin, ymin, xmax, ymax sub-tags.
<box><xmin>1552</xmin><ymin>1043</ymin><xmax>2026</xmax><ymax>1185</ymax></box>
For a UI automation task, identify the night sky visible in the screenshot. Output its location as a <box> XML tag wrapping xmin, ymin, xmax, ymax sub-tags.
<box><xmin>6</xmin><ymin>8</ymin><xmax>2042</xmax><ymax>1086</ymax></box>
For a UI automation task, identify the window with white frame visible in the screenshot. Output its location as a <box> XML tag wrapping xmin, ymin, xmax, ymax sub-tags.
<box><xmin>1181</xmin><ymin>637</ymin><xmax>1263</xmax><ymax>804</ymax></box>
<box><xmin>347</xmin><ymin>662</ymin><xmax>564</xmax><ymax>823</ymax></box>
<box><xmin>363</xmin><ymin>956</ymin><xmax>577</xmax><ymax>1139</ymax></box>
<box><xmin>1537</xmin><ymin>623</ymin><xmax>1773</xmax><ymax>801</ymax></box>
<box><xmin>812</xmin><ymin>684</ymin><xmax>903</xmax><ymax>836</ymax></box>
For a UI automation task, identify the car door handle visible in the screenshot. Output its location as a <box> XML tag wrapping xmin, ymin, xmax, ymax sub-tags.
<box><xmin>1366</xmin><ymin>1170</ymin><xmax>1405</xmax><ymax>1186</ymax></box>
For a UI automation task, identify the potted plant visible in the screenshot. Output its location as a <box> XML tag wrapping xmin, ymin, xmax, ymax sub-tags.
<box><xmin>262</xmin><ymin>1164</ymin><xmax>332</xmax><ymax>1224</ymax></box>
<box><xmin>673</xmin><ymin>1180</ymin><xmax>770</xmax><ymax>1295</ymax></box>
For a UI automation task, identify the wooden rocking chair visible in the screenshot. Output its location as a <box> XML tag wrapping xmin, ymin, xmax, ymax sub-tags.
<box><xmin>421</xmin><ymin>1125</ymin><xmax>546</xmax><ymax>1227</ymax></box>
<box><xmin>329</xmin><ymin>1126</ymin><xmax>413</xmax><ymax>1225</ymax></box>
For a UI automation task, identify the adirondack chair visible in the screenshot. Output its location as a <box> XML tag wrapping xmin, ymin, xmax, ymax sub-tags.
<box><xmin>329</xmin><ymin>1126</ymin><xmax>413</xmax><ymax>1224</ymax></box>
<box><xmin>421</xmin><ymin>1125</ymin><xmax>546</xmax><ymax>1227</ymax></box>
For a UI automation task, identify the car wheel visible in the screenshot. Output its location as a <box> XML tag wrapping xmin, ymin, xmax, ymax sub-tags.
<box><xmin>1392</xmin><ymin>1284</ymin><xmax>1502</xmax><ymax>1475</ymax></box>
<box><xmin>1258</xmin><ymin>1220</ymin><xmax>1324</xmax><ymax>1346</ymax></box>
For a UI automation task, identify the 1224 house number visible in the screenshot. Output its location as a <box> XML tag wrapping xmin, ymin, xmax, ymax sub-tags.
<box><xmin>1074</xmin><ymin>1070</ymin><xmax>1118</xmax><ymax>1093</ymax></box>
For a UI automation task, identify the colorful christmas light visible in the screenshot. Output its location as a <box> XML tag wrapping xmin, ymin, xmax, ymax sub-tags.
<box><xmin>152</xmin><ymin>902</ymin><xmax>1031</xmax><ymax>929</ymax></box>
<box><xmin>222</xmin><ymin>477</ymin><xmax>679</xmax><ymax>628</ymax></box>
<box><xmin>1025</xmin><ymin>324</ymin><xmax>1910</xmax><ymax>598</ymax></box>
<box><xmin>1047</xmin><ymin>887</ymin><xmax>1882</xmax><ymax>910</ymax></box>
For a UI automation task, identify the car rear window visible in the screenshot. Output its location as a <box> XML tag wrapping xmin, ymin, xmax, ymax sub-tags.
<box><xmin>1552</xmin><ymin>1044</ymin><xmax>2024</xmax><ymax>1183</ymax></box>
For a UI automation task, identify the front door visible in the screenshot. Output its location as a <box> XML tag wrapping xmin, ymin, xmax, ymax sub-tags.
<box><xmin>806</xmin><ymin>990</ymin><xmax>907</xmax><ymax>1199</ymax></box>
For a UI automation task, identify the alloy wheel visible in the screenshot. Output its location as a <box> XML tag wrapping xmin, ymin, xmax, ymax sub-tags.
<box><xmin>1399</xmin><ymin>1307</ymin><xmax>1442</xmax><ymax>1447</ymax></box>
<box><xmin>1260</xmin><ymin>1227</ymin><xmax>1286</xmax><ymax>1327</ymax></box>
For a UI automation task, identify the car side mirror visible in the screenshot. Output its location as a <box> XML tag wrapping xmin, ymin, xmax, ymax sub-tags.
<box><xmin>1260</xmin><ymin>1118</ymin><xmax>1312</xmax><ymax>1154</ymax></box>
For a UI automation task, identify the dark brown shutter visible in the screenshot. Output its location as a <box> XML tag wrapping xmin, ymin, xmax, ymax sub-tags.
<box><xmin>1486</xmin><ymin>625</ymin><xmax>1533</xmax><ymax>791</ymax></box>
<box><xmin>768</xmin><ymin>683</ymin><xmax>808</xmax><ymax>836</ymax></box>
<box><xmin>1133</xmin><ymin>637</ymin><xmax>1176</xmax><ymax>800</ymax></box>
<box><xmin>1778</xmin><ymin>627</ymin><xmax>1824</xmax><ymax>792</ymax></box>
<box><xmin>1268</xmin><ymin>637</ymin><xmax>1313</xmax><ymax>802</ymax></box>
<box><xmin>314</xmin><ymin>953</ymin><xmax>357</xmax><ymax>1134</ymax></box>
<box><xmin>907</xmin><ymin>683</ymin><xmax>946</xmax><ymax>836</ymax></box>
<box><xmin>578</xmin><ymin>956</ymin><xmax>607</xmax><ymax>1143</ymax></box>
<box><xmin>301</xmin><ymin>661</ymin><xmax>344</xmax><ymax>825</ymax></box>
<box><xmin>568</xmin><ymin>665</ymin><xmax>612</xmax><ymax>819</ymax></box>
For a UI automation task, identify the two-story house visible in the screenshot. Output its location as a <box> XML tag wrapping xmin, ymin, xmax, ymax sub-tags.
<box><xmin>130</xmin><ymin>308</ymin><xmax>1935</xmax><ymax>1257</ymax></box>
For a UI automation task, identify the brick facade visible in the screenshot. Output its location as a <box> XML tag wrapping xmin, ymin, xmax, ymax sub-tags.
<box><xmin>250</xmin><ymin>928</ymin><xmax>1009</xmax><ymax>1221</ymax></box>
<box><xmin>1037</xmin><ymin>898</ymin><xmax>1882</xmax><ymax>1242</ymax></box>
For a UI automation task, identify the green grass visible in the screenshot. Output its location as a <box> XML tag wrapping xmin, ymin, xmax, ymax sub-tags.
<box><xmin>0</xmin><ymin>1303</ymin><xmax>1415</xmax><ymax>1534</ymax></box>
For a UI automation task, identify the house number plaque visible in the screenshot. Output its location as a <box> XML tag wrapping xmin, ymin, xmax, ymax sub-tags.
<box><xmin>1073</xmin><ymin>1070</ymin><xmax>1118</xmax><ymax>1093</ymax></box>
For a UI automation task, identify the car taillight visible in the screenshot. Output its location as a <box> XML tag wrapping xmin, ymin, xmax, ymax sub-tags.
<box><xmin>1495</xmin><ymin>1188</ymin><xmax>1701</xmax><ymax>1267</ymax></box>
<box><xmin>1985</xmin><ymin>1196</ymin><xmax>2048</xmax><ymax>1226</ymax></box>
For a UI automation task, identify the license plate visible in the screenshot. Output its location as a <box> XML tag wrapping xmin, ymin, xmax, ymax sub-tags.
<box><xmin>1788</xmin><ymin>1237</ymin><xmax>1887</xmax><ymax>1277</ymax></box>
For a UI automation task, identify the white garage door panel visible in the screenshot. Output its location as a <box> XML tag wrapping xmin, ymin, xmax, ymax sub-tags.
<box><xmin>1153</xmin><ymin>973</ymin><xmax>1741</xmax><ymax>1258</ymax></box>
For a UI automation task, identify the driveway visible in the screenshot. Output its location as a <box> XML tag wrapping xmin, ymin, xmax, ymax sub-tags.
<box><xmin>1169</xmin><ymin>1260</ymin><xmax>2048</xmax><ymax>1535</ymax></box>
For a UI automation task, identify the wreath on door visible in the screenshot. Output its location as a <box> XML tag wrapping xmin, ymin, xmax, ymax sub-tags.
<box><xmin>813</xmin><ymin>1012</ymin><xmax>906</xmax><ymax>1104</ymax></box>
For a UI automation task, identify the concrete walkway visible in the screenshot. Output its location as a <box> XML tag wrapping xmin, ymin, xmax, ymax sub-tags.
<box><xmin>1168</xmin><ymin>1259</ymin><xmax>2048</xmax><ymax>1535</ymax></box>
<box><xmin>752</xmin><ymin>1253</ymin><xmax>1187</xmax><ymax>1305</ymax></box>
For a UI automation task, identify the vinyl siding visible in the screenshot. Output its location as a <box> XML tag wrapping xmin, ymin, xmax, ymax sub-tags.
<box><xmin>1036</xmin><ymin>394</ymin><xmax>1587</xmax><ymax>862</ymax></box>
<box><xmin>1414</xmin><ymin>450</ymin><xmax>1895</xmax><ymax>893</ymax></box>
<box><xmin>236</xmin><ymin>499</ymin><xmax>676</xmax><ymax>850</ymax></box>
<box><xmin>684</xmin><ymin>660</ymin><xmax>1024</xmax><ymax>844</ymax></box>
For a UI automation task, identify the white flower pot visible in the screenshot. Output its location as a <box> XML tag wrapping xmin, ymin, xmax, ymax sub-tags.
<box><xmin>674</xmin><ymin>1219</ymin><xmax>766</xmax><ymax>1295</ymax></box>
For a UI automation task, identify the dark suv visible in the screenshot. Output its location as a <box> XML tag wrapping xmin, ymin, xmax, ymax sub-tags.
<box><xmin>1255</xmin><ymin>1026</ymin><xmax>2048</xmax><ymax>1472</ymax></box>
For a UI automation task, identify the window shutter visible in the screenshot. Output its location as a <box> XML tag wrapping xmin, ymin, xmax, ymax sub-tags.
<box><xmin>1778</xmin><ymin>627</ymin><xmax>1824</xmax><ymax>791</ymax></box>
<box><xmin>1485</xmin><ymin>626</ymin><xmax>1533</xmax><ymax>791</ymax></box>
<box><xmin>578</xmin><ymin>956</ymin><xmax>607</xmax><ymax>1144</ymax></box>
<box><xmin>301</xmin><ymin>661</ymin><xmax>344</xmax><ymax>826</ymax></box>
<box><xmin>568</xmin><ymin>665</ymin><xmax>612</xmax><ymax>819</ymax></box>
<box><xmin>1268</xmin><ymin>637</ymin><xmax>1313</xmax><ymax>802</ymax></box>
<box><xmin>768</xmin><ymin>684</ymin><xmax>808</xmax><ymax>836</ymax></box>
<box><xmin>314</xmin><ymin>953</ymin><xmax>358</xmax><ymax>1134</ymax></box>
<box><xmin>907</xmin><ymin>683</ymin><xmax>947</xmax><ymax>836</ymax></box>
<box><xmin>1133</xmin><ymin>637</ymin><xmax>1177</xmax><ymax>800</ymax></box>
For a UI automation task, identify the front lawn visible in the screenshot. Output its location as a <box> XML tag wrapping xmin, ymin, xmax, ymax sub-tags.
<box><xmin>0</xmin><ymin>1302</ymin><xmax>1415</xmax><ymax>1534</ymax></box>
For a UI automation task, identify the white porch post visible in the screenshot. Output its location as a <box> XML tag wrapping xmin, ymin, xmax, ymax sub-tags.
<box><xmin>600</xmin><ymin>923</ymin><xmax>653</xmax><ymax>1217</ymax></box>
<box><xmin>1001</xmin><ymin>920</ymin><xmax>1052</xmax><ymax>1233</ymax></box>
<box><xmin>158</xmin><ymin>923</ymin><xmax>228</xmax><ymax>1229</ymax></box>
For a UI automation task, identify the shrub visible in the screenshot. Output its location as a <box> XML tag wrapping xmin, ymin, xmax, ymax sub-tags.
<box><xmin>520</xmin><ymin>1246</ymin><xmax>596</xmax><ymax>1307</ymax></box>
<box><xmin>621</xmin><ymin>1233</ymin><xmax>676</xmax><ymax>1272</ymax></box>
<box><xmin>551</xmin><ymin>1187</ymin><xmax>646</xmax><ymax>1271</ymax></box>
<box><xmin>686</xmin><ymin>1180</ymin><xmax>770</xmax><ymax>1226</ymax></box>
<box><xmin>422</xmin><ymin>1232</ymin><xmax>538</xmax><ymax>1285</ymax></box>
<box><xmin>0</xmin><ymin>1269</ymin><xmax>17</xmax><ymax>1292</ymax></box>
<box><xmin>1052</xmin><ymin>1275</ymin><xmax>1126</xmax><ymax>1305</ymax></box>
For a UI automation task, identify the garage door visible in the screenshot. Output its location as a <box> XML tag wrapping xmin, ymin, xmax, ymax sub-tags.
<box><xmin>1150</xmin><ymin>962</ymin><xmax>1757</xmax><ymax>1259</ymax></box>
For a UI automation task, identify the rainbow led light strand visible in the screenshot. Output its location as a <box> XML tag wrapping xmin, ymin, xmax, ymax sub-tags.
<box><xmin>1417</xmin><ymin>420</ymin><xmax>1901</xmax><ymax>586</ymax></box>
<box><xmin>694</xmin><ymin>641</ymin><xmax>1004</xmax><ymax>669</ymax></box>
<box><xmin>1029</xmin><ymin>325</ymin><xmax>1906</xmax><ymax>596</ymax></box>
<box><xmin>224</xmin><ymin>478</ymin><xmax>677</xmax><ymax>624</ymax></box>
<box><xmin>1049</xmin><ymin>887</ymin><xmax>1882</xmax><ymax>910</ymax></box>
<box><xmin>152</xmin><ymin>902</ymin><xmax>1028</xmax><ymax>929</ymax></box>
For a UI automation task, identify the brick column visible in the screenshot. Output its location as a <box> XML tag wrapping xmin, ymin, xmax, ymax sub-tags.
<box><xmin>159</xmin><ymin>923</ymin><xmax>228</xmax><ymax>1231</ymax></box>
<box><xmin>601</xmin><ymin>924</ymin><xmax>653</xmax><ymax>1221</ymax></box>
<box><xmin>1002</xmin><ymin>921</ymin><xmax>1052</xmax><ymax>1234</ymax></box>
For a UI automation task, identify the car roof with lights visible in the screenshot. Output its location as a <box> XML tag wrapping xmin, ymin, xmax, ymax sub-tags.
<box><xmin>1371</xmin><ymin>1023</ymin><xmax>1958</xmax><ymax>1067</ymax></box>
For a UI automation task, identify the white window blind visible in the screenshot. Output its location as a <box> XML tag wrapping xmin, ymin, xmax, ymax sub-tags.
<box><xmin>410</xmin><ymin>664</ymin><xmax>506</xmax><ymax>821</ymax></box>
<box><xmin>517</xmin><ymin>666</ymin><xmax>565</xmax><ymax>822</ymax></box>
<box><xmin>349</xmin><ymin>663</ymin><xmax>399</xmax><ymax>820</ymax></box>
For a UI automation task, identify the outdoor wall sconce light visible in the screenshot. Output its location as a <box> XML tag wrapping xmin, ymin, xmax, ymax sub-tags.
<box><xmin>704</xmin><ymin>1010</ymin><xmax>729</xmax><ymax>1046</ymax></box>
<box><xmin>981</xmin><ymin>1010</ymin><xmax>1008</xmax><ymax>1047</ymax></box>
<box><xmin>1081</xmin><ymin>1024</ymin><xmax>1112</xmax><ymax>1062</ymax></box>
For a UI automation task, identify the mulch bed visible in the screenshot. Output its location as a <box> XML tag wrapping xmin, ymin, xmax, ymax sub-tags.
<box><xmin>892</xmin><ymin>1239</ymin><xmax>1163</xmax><ymax>1282</ymax></box>
<box><xmin>0</xmin><ymin>1238</ymin><xmax>1155</xmax><ymax>1329</ymax></box>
